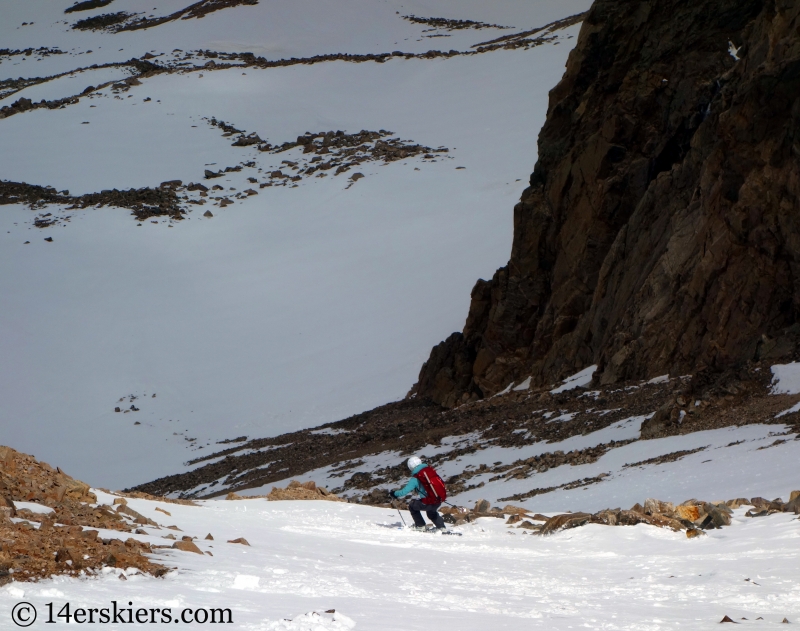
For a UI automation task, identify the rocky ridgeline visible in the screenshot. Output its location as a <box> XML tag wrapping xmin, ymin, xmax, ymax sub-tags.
<box><xmin>0</xmin><ymin>446</ymin><xmax>167</xmax><ymax>584</ymax></box>
<box><xmin>71</xmin><ymin>11</ymin><xmax>132</xmax><ymax>30</ymax></box>
<box><xmin>402</xmin><ymin>15</ymin><xmax>511</xmax><ymax>31</ymax></box>
<box><xmin>225</xmin><ymin>480</ymin><xmax>344</xmax><ymax>502</ymax></box>
<box><xmin>0</xmin><ymin>47</ymin><xmax>65</xmax><ymax>58</ymax></box>
<box><xmin>0</xmin><ymin>59</ymin><xmax>163</xmax><ymax>114</ymax></box>
<box><xmin>70</xmin><ymin>0</ymin><xmax>258</xmax><ymax>32</ymax></box>
<box><xmin>206</xmin><ymin>118</ymin><xmax>450</xmax><ymax>187</ymax></box>
<box><xmin>0</xmin><ymin>179</ymin><xmax>184</xmax><ymax>222</ymax></box>
<box><xmin>432</xmin><ymin>493</ymin><xmax>800</xmax><ymax>537</ymax></box>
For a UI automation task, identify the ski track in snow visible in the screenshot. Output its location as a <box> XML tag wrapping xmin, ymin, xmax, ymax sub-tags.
<box><xmin>2</xmin><ymin>491</ymin><xmax>798</xmax><ymax>630</ymax></box>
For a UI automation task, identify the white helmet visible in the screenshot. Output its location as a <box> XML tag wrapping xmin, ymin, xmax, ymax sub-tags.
<box><xmin>407</xmin><ymin>456</ymin><xmax>422</xmax><ymax>470</ymax></box>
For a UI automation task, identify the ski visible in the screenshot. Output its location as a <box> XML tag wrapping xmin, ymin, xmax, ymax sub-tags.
<box><xmin>404</xmin><ymin>528</ymin><xmax>462</xmax><ymax>536</ymax></box>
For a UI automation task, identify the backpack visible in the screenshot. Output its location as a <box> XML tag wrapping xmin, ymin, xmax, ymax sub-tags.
<box><xmin>413</xmin><ymin>466</ymin><xmax>447</xmax><ymax>505</ymax></box>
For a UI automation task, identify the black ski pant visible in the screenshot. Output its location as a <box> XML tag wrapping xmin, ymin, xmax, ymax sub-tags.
<box><xmin>408</xmin><ymin>499</ymin><xmax>445</xmax><ymax>528</ymax></box>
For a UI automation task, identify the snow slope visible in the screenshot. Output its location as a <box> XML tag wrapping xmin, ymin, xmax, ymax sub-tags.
<box><xmin>3</xmin><ymin>490</ymin><xmax>798</xmax><ymax>630</ymax></box>
<box><xmin>0</xmin><ymin>0</ymin><xmax>591</xmax><ymax>489</ymax></box>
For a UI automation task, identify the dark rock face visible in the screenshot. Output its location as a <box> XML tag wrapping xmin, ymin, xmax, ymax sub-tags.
<box><xmin>412</xmin><ymin>0</ymin><xmax>800</xmax><ymax>407</ymax></box>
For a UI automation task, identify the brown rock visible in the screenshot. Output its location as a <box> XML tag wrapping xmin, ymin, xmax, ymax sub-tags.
<box><xmin>502</xmin><ymin>504</ymin><xmax>530</xmax><ymax>515</ymax></box>
<box><xmin>172</xmin><ymin>540</ymin><xmax>202</xmax><ymax>554</ymax></box>
<box><xmin>539</xmin><ymin>512</ymin><xmax>592</xmax><ymax>536</ymax></box>
<box><xmin>643</xmin><ymin>498</ymin><xmax>675</xmax><ymax>516</ymax></box>
<box><xmin>725</xmin><ymin>498</ymin><xmax>751</xmax><ymax>509</ymax></box>
<box><xmin>516</xmin><ymin>520</ymin><xmax>540</xmax><ymax>530</ymax></box>
<box><xmin>686</xmin><ymin>528</ymin><xmax>705</xmax><ymax>538</ymax></box>
<box><xmin>474</xmin><ymin>499</ymin><xmax>490</xmax><ymax>513</ymax></box>
<box><xmin>227</xmin><ymin>537</ymin><xmax>250</xmax><ymax>546</ymax></box>
<box><xmin>205</xmin><ymin>533</ymin><xmax>214</xmax><ymax>540</ymax></box>
<box><xmin>719</xmin><ymin>615</ymin><xmax>737</xmax><ymax>623</ymax></box>
<box><xmin>0</xmin><ymin>496</ymin><xmax>16</xmax><ymax>519</ymax></box>
<box><xmin>675</xmin><ymin>505</ymin><xmax>700</xmax><ymax>522</ymax></box>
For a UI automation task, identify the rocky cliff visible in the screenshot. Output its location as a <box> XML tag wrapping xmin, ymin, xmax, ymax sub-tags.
<box><xmin>412</xmin><ymin>0</ymin><xmax>800</xmax><ymax>407</ymax></box>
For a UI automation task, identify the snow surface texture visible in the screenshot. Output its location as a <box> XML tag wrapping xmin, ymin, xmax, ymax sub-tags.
<box><xmin>3</xmin><ymin>486</ymin><xmax>799</xmax><ymax>631</ymax></box>
<box><xmin>0</xmin><ymin>0</ymin><xmax>591</xmax><ymax>489</ymax></box>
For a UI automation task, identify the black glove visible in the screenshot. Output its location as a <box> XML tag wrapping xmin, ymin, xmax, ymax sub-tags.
<box><xmin>387</xmin><ymin>490</ymin><xmax>397</xmax><ymax>502</ymax></box>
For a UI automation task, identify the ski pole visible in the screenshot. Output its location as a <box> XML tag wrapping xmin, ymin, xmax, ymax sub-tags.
<box><xmin>390</xmin><ymin>498</ymin><xmax>407</xmax><ymax>527</ymax></box>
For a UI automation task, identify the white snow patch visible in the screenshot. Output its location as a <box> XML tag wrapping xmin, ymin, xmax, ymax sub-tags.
<box><xmin>494</xmin><ymin>382</ymin><xmax>515</xmax><ymax>397</ymax></box>
<box><xmin>233</xmin><ymin>574</ymin><xmax>261</xmax><ymax>590</ymax></box>
<box><xmin>771</xmin><ymin>362</ymin><xmax>800</xmax><ymax>394</ymax></box>
<box><xmin>550</xmin><ymin>365</ymin><xmax>597</xmax><ymax>394</ymax></box>
<box><xmin>512</xmin><ymin>376</ymin><xmax>532</xmax><ymax>391</ymax></box>
<box><xmin>13</xmin><ymin>501</ymin><xmax>55</xmax><ymax>514</ymax></box>
<box><xmin>776</xmin><ymin>401</ymin><xmax>800</xmax><ymax>418</ymax></box>
<box><xmin>646</xmin><ymin>374</ymin><xmax>670</xmax><ymax>385</ymax></box>
<box><xmin>547</xmin><ymin>412</ymin><xmax>577</xmax><ymax>423</ymax></box>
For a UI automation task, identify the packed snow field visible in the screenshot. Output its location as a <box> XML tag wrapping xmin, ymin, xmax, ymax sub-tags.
<box><xmin>3</xmin><ymin>490</ymin><xmax>798</xmax><ymax>630</ymax></box>
<box><xmin>1</xmin><ymin>0</ymin><xmax>591</xmax><ymax>490</ymax></box>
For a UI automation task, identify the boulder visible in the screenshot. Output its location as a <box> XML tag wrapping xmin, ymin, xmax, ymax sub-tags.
<box><xmin>539</xmin><ymin>512</ymin><xmax>592</xmax><ymax>536</ymax></box>
<box><xmin>697</xmin><ymin>503</ymin><xmax>732</xmax><ymax>529</ymax></box>
<box><xmin>502</xmin><ymin>504</ymin><xmax>530</xmax><ymax>515</ymax></box>
<box><xmin>643</xmin><ymin>498</ymin><xmax>675</xmax><ymax>516</ymax></box>
<box><xmin>674</xmin><ymin>505</ymin><xmax>700</xmax><ymax>522</ymax></box>
<box><xmin>725</xmin><ymin>498</ymin><xmax>751</xmax><ymax>509</ymax></box>
<box><xmin>172</xmin><ymin>540</ymin><xmax>202</xmax><ymax>554</ymax></box>
<box><xmin>516</xmin><ymin>520</ymin><xmax>541</xmax><ymax>530</ymax></box>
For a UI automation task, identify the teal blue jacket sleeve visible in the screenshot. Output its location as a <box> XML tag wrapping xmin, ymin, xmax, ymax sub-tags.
<box><xmin>394</xmin><ymin>477</ymin><xmax>422</xmax><ymax>498</ymax></box>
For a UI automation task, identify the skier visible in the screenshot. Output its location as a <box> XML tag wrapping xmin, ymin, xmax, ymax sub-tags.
<box><xmin>388</xmin><ymin>456</ymin><xmax>447</xmax><ymax>531</ymax></box>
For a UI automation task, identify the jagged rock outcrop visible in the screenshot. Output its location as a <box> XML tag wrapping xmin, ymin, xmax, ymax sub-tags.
<box><xmin>412</xmin><ymin>0</ymin><xmax>800</xmax><ymax>407</ymax></box>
